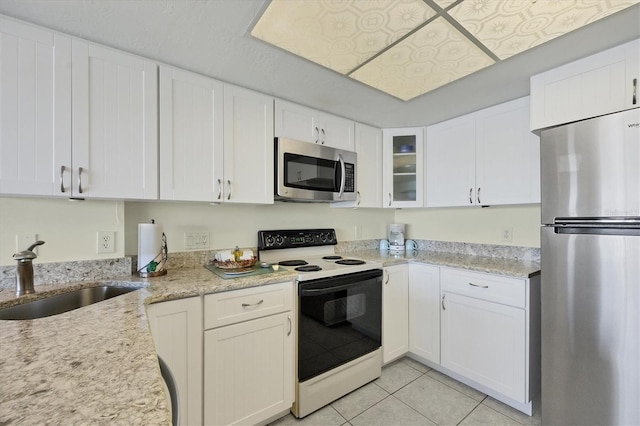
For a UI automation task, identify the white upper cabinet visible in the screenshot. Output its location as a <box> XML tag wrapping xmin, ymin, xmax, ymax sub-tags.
<box><xmin>475</xmin><ymin>97</ymin><xmax>540</xmax><ymax>206</ymax></box>
<box><xmin>383</xmin><ymin>127</ymin><xmax>425</xmax><ymax>208</ymax></box>
<box><xmin>0</xmin><ymin>17</ymin><xmax>71</xmax><ymax>197</ymax></box>
<box><xmin>275</xmin><ymin>99</ymin><xmax>354</xmax><ymax>150</ymax></box>
<box><xmin>426</xmin><ymin>97</ymin><xmax>540</xmax><ymax>208</ymax></box>
<box><xmin>222</xmin><ymin>84</ymin><xmax>274</xmax><ymax>204</ymax></box>
<box><xmin>71</xmin><ymin>40</ymin><xmax>158</xmax><ymax>199</ymax></box>
<box><xmin>159</xmin><ymin>69</ymin><xmax>274</xmax><ymax>204</ymax></box>
<box><xmin>425</xmin><ymin>114</ymin><xmax>476</xmax><ymax>208</ymax></box>
<box><xmin>159</xmin><ymin>65</ymin><xmax>224</xmax><ymax>202</ymax></box>
<box><xmin>332</xmin><ymin>122</ymin><xmax>383</xmax><ymax>208</ymax></box>
<box><xmin>530</xmin><ymin>38</ymin><xmax>639</xmax><ymax>130</ymax></box>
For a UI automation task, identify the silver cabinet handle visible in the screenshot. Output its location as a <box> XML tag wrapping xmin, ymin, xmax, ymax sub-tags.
<box><xmin>227</xmin><ymin>180</ymin><xmax>231</xmax><ymax>200</ymax></box>
<box><xmin>469</xmin><ymin>282</ymin><xmax>489</xmax><ymax>289</ymax></box>
<box><xmin>321</xmin><ymin>128</ymin><xmax>325</xmax><ymax>144</ymax></box>
<box><xmin>633</xmin><ymin>78</ymin><xmax>637</xmax><ymax>105</ymax></box>
<box><xmin>477</xmin><ymin>187</ymin><xmax>481</xmax><ymax>205</ymax></box>
<box><xmin>287</xmin><ymin>315</ymin><xmax>292</xmax><ymax>336</ymax></box>
<box><xmin>60</xmin><ymin>165</ymin><xmax>66</xmax><ymax>193</ymax></box>
<box><xmin>78</xmin><ymin>167</ymin><xmax>84</xmax><ymax>194</ymax></box>
<box><xmin>442</xmin><ymin>294</ymin><xmax>446</xmax><ymax>311</ymax></box>
<box><xmin>356</xmin><ymin>191</ymin><xmax>361</xmax><ymax>206</ymax></box>
<box><xmin>217</xmin><ymin>179</ymin><xmax>222</xmax><ymax>200</ymax></box>
<box><xmin>315</xmin><ymin>126</ymin><xmax>319</xmax><ymax>143</ymax></box>
<box><xmin>388</xmin><ymin>193</ymin><xmax>392</xmax><ymax>207</ymax></box>
<box><xmin>241</xmin><ymin>299</ymin><xmax>264</xmax><ymax>307</ymax></box>
<box><xmin>469</xmin><ymin>187</ymin><xmax>473</xmax><ymax>204</ymax></box>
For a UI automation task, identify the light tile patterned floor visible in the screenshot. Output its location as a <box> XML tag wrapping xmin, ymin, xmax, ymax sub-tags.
<box><xmin>270</xmin><ymin>357</ymin><xmax>542</xmax><ymax>426</ymax></box>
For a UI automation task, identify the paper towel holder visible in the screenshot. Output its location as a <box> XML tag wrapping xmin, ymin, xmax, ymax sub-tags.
<box><xmin>137</xmin><ymin>220</ymin><xmax>168</xmax><ymax>278</ymax></box>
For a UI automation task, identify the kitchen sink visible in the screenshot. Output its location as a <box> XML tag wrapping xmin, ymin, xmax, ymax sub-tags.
<box><xmin>0</xmin><ymin>285</ymin><xmax>143</xmax><ymax>320</ymax></box>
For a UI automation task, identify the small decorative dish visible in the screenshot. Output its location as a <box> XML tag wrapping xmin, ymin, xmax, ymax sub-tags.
<box><xmin>211</xmin><ymin>256</ymin><xmax>258</xmax><ymax>270</ymax></box>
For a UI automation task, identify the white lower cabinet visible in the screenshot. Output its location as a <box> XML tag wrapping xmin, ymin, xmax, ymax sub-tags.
<box><xmin>146</xmin><ymin>297</ymin><xmax>203</xmax><ymax>426</ymax></box>
<box><xmin>439</xmin><ymin>268</ymin><xmax>540</xmax><ymax>411</ymax></box>
<box><xmin>382</xmin><ymin>264</ymin><xmax>409</xmax><ymax>364</ymax></box>
<box><xmin>203</xmin><ymin>282</ymin><xmax>294</xmax><ymax>425</ymax></box>
<box><xmin>408</xmin><ymin>263</ymin><xmax>440</xmax><ymax>365</ymax></box>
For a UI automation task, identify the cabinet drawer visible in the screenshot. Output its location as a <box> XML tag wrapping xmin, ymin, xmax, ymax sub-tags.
<box><xmin>204</xmin><ymin>281</ymin><xmax>293</xmax><ymax>329</ymax></box>
<box><xmin>441</xmin><ymin>268</ymin><xmax>526</xmax><ymax>308</ymax></box>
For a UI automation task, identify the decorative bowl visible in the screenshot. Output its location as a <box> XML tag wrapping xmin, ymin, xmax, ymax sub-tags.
<box><xmin>211</xmin><ymin>256</ymin><xmax>258</xmax><ymax>270</ymax></box>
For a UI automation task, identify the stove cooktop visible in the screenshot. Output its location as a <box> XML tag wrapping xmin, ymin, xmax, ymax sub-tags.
<box><xmin>257</xmin><ymin>229</ymin><xmax>381</xmax><ymax>281</ymax></box>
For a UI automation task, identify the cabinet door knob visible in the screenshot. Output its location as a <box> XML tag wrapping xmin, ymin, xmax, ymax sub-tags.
<box><xmin>241</xmin><ymin>299</ymin><xmax>264</xmax><ymax>308</ymax></box>
<box><xmin>315</xmin><ymin>127</ymin><xmax>319</xmax><ymax>143</ymax></box>
<box><xmin>321</xmin><ymin>128</ymin><xmax>325</xmax><ymax>144</ymax></box>
<box><xmin>469</xmin><ymin>282</ymin><xmax>489</xmax><ymax>289</ymax></box>
<box><xmin>60</xmin><ymin>165</ymin><xmax>66</xmax><ymax>193</ymax></box>
<box><xmin>227</xmin><ymin>180</ymin><xmax>231</xmax><ymax>200</ymax></box>
<box><xmin>388</xmin><ymin>193</ymin><xmax>392</xmax><ymax>207</ymax></box>
<box><xmin>442</xmin><ymin>294</ymin><xmax>446</xmax><ymax>311</ymax></box>
<box><xmin>78</xmin><ymin>167</ymin><xmax>84</xmax><ymax>194</ymax></box>
<box><xmin>356</xmin><ymin>191</ymin><xmax>361</xmax><ymax>206</ymax></box>
<box><xmin>287</xmin><ymin>315</ymin><xmax>292</xmax><ymax>336</ymax></box>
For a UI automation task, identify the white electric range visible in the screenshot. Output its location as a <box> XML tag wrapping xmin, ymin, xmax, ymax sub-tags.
<box><xmin>257</xmin><ymin>229</ymin><xmax>383</xmax><ymax>418</ymax></box>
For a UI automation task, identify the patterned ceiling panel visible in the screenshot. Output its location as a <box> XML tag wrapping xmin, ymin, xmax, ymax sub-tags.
<box><xmin>449</xmin><ymin>0</ymin><xmax>640</xmax><ymax>59</ymax></box>
<box><xmin>251</xmin><ymin>0</ymin><xmax>638</xmax><ymax>100</ymax></box>
<box><xmin>251</xmin><ymin>0</ymin><xmax>435</xmax><ymax>74</ymax></box>
<box><xmin>350</xmin><ymin>17</ymin><xmax>495</xmax><ymax>100</ymax></box>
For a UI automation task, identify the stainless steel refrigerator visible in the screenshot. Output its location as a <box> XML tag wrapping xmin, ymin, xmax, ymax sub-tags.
<box><xmin>540</xmin><ymin>108</ymin><xmax>639</xmax><ymax>425</ymax></box>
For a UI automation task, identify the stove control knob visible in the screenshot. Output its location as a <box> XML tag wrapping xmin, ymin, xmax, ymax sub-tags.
<box><xmin>319</xmin><ymin>233</ymin><xmax>327</xmax><ymax>242</ymax></box>
<box><xmin>264</xmin><ymin>235</ymin><xmax>275</xmax><ymax>247</ymax></box>
<box><xmin>275</xmin><ymin>235</ymin><xmax>284</xmax><ymax>246</ymax></box>
<box><xmin>327</xmin><ymin>232</ymin><xmax>335</xmax><ymax>243</ymax></box>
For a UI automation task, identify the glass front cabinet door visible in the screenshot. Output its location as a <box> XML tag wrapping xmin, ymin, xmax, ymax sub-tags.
<box><xmin>382</xmin><ymin>127</ymin><xmax>424</xmax><ymax>208</ymax></box>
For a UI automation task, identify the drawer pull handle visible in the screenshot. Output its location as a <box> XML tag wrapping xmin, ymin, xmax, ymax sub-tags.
<box><xmin>469</xmin><ymin>282</ymin><xmax>489</xmax><ymax>289</ymax></box>
<box><xmin>633</xmin><ymin>78</ymin><xmax>637</xmax><ymax>105</ymax></box>
<box><xmin>78</xmin><ymin>167</ymin><xmax>84</xmax><ymax>194</ymax></box>
<box><xmin>287</xmin><ymin>315</ymin><xmax>292</xmax><ymax>336</ymax></box>
<box><xmin>241</xmin><ymin>299</ymin><xmax>264</xmax><ymax>308</ymax></box>
<box><xmin>441</xmin><ymin>294</ymin><xmax>446</xmax><ymax>311</ymax></box>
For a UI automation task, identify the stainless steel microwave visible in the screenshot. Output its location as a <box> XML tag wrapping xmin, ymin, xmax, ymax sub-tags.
<box><xmin>275</xmin><ymin>137</ymin><xmax>357</xmax><ymax>202</ymax></box>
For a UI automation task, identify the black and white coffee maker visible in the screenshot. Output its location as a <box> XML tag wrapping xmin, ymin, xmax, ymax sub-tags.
<box><xmin>388</xmin><ymin>224</ymin><xmax>405</xmax><ymax>253</ymax></box>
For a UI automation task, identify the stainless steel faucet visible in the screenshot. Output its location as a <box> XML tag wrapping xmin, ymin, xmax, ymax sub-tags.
<box><xmin>13</xmin><ymin>240</ymin><xmax>45</xmax><ymax>297</ymax></box>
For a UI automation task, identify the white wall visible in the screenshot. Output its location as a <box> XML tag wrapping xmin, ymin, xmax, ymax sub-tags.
<box><xmin>0</xmin><ymin>196</ymin><xmax>540</xmax><ymax>266</ymax></box>
<box><xmin>0</xmin><ymin>197</ymin><xmax>125</xmax><ymax>265</ymax></box>
<box><xmin>124</xmin><ymin>201</ymin><xmax>394</xmax><ymax>255</ymax></box>
<box><xmin>396</xmin><ymin>205</ymin><xmax>541</xmax><ymax>247</ymax></box>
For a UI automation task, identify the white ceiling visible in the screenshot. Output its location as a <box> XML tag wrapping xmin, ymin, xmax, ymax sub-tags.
<box><xmin>0</xmin><ymin>0</ymin><xmax>638</xmax><ymax>128</ymax></box>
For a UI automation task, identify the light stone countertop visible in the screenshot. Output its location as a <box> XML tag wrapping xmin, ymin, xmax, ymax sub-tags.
<box><xmin>347</xmin><ymin>249</ymin><xmax>541</xmax><ymax>278</ymax></box>
<box><xmin>0</xmin><ymin>266</ymin><xmax>297</xmax><ymax>425</ymax></box>
<box><xmin>0</xmin><ymin>251</ymin><xmax>538</xmax><ymax>425</ymax></box>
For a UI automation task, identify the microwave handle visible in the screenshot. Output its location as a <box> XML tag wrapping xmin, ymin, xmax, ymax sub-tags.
<box><xmin>337</xmin><ymin>153</ymin><xmax>346</xmax><ymax>199</ymax></box>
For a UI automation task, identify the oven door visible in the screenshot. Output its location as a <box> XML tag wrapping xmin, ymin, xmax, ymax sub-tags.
<box><xmin>298</xmin><ymin>269</ymin><xmax>382</xmax><ymax>382</ymax></box>
<box><xmin>275</xmin><ymin>137</ymin><xmax>356</xmax><ymax>202</ymax></box>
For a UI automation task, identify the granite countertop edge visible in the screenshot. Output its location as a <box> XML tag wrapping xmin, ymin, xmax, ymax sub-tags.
<box><xmin>0</xmin><ymin>253</ymin><xmax>539</xmax><ymax>424</ymax></box>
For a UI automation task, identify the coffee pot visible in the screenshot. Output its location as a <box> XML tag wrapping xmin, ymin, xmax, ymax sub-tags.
<box><xmin>388</xmin><ymin>224</ymin><xmax>405</xmax><ymax>253</ymax></box>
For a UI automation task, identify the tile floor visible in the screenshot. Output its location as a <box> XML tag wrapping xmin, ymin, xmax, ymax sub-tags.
<box><xmin>270</xmin><ymin>357</ymin><xmax>542</xmax><ymax>426</ymax></box>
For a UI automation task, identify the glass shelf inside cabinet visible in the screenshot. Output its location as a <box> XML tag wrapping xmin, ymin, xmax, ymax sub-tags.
<box><xmin>392</xmin><ymin>135</ymin><xmax>417</xmax><ymax>202</ymax></box>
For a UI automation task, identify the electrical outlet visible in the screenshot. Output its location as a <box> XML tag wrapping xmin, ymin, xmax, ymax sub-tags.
<box><xmin>97</xmin><ymin>231</ymin><xmax>115</xmax><ymax>253</ymax></box>
<box><xmin>502</xmin><ymin>227</ymin><xmax>513</xmax><ymax>242</ymax></box>
<box><xmin>16</xmin><ymin>234</ymin><xmax>38</xmax><ymax>253</ymax></box>
<box><xmin>184</xmin><ymin>231</ymin><xmax>210</xmax><ymax>250</ymax></box>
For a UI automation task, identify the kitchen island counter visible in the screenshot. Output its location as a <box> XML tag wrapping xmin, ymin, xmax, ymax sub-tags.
<box><xmin>0</xmin><ymin>266</ymin><xmax>297</xmax><ymax>425</ymax></box>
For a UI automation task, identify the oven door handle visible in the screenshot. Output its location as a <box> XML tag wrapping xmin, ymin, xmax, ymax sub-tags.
<box><xmin>300</xmin><ymin>282</ymin><xmax>362</xmax><ymax>296</ymax></box>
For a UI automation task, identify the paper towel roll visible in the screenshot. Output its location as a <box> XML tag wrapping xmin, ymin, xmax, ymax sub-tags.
<box><xmin>138</xmin><ymin>221</ymin><xmax>163</xmax><ymax>272</ymax></box>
